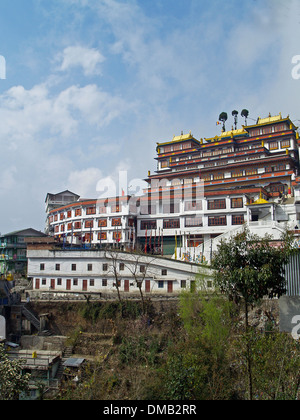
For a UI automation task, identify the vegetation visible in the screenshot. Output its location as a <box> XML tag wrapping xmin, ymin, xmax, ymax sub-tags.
<box><xmin>211</xmin><ymin>227</ymin><xmax>295</xmax><ymax>399</ymax></box>
<box><xmin>0</xmin><ymin>343</ymin><xmax>31</xmax><ymax>400</ymax></box>
<box><xmin>55</xmin><ymin>294</ymin><xmax>299</xmax><ymax>401</ymax></box>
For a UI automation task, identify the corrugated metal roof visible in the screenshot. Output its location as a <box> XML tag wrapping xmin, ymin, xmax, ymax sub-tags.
<box><xmin>63</xmin><ymin>358</ymin><xmax>85</xmax><ymax>367</ymax></box>
<box><xmin>285</xmin><ymin>253</ymin><xmax>300</xmax><ymax>296</ymax></box>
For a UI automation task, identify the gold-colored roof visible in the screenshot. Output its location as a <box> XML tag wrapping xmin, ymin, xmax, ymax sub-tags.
<box><xmin>172</xmin><ymin>132</ymin><xmax>194</xmax><ymax>142</ymax></box>
<box><xmin>247</xmin><ymin>192</ymin><xmax>269</xmax><ymax>206</ymax></box>
<box><xmin>205</xmin><ymin>128</ymin><xmax>247</xmax><ymax>143</ymax></box>
<box><xmin>257</xmin><ymin>113</ymin><xmax>282</xmax><ymax>125</ymax></box>
<box><xmin>245</xmin><ymin>113</ymin><xmax>297</xmax><ymax>130</ymax></box>
<box><xmin>157</xmin><ymin>131</ymin><xmax>199</xmax><ymax>147</ymax></box>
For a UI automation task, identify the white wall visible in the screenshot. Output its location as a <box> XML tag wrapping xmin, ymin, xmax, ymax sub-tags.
<box><xmin>0</xmin><ymin>315</ymin><xmax>6</xmax><ymax>340</ymax></box>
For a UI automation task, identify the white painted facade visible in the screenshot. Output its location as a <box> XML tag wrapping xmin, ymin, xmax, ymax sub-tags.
<box><xmin>0</xmin><ymin>315</ymin><xmax>6</xmax><ymax>340</ymax></box>
<box><xmin>27</xmin><ymin>248</ymin><xmax>213</xmax><ymax>297</ymax></box>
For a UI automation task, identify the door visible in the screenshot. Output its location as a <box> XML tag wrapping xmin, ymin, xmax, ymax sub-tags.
<box><xmin>35</xmin><ymin>278</ymin><xmax>40</xmax><ymax>290</ymax></box>
<box><xmin>145</xmin><ymin>280</ymin><xmax>151</xmax><ymax>293</ymax></box>
<box><xmin>168</xmin><ymin>281</ymin><xmax>173</xmax><ymax>293</ymax></box>
<box><xmin>124</xmin><ymin>279</ymin><xmax>129</xmax><ymax>292</ymax></box>
<box><xmin>50</xmin><ymin>279</ymin><xmax>55</xmax><ymax>290</ymax></box>
<box><xmin>66</xmin><ymin>279</ymin><xmax>71</xmax><ymax>291</ymax></box>
<box><xmin>82</xmin><ymin>279</ymin><xmax>88</xmax><ymax>291</ymax></box>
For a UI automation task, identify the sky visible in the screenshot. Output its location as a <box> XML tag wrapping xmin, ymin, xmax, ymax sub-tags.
<box><xmin>0</xmin><ymin>0</ymin><xmax>300</xmax><ymax>234</ymax></box>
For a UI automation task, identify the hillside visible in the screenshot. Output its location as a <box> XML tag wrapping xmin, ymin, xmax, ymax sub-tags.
<box><xmin>29</xmin><ymin>298</ymin><xmax>299</xmax><ymax>400</ymax></box>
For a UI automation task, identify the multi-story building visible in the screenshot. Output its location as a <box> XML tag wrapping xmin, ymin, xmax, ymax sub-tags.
<box><xmin>47</xmin><ymin>195</ymin><xmax>137</xmax><ymax>250</ymax></box>
<box><xmin>46</xmin><ymin>113</ymin><xmax>300</xmax><ymax>261</ymax></box>
<box><xmin>0</xmin><ymin>228</ymin><xmax>47</xmax><ymax>275</ymax></box>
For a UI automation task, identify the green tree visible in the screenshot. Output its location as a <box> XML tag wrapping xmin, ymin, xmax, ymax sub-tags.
<box><xmin>211</xmin><ymin>227</ymin><xmax>294</xmax><ymax>399</ymax></box>
<box><xmin>0</xmin><ymin>344</ymin><xmax>31</xmax><ymax>400</ymax></box>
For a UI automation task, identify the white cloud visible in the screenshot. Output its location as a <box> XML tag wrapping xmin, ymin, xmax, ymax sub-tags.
<box><xmin>58</xmin><ymin>46</ymin><xmax>106</xmax><ymax>75</ymax></box>
<box><xmin>67</xmin><ymin>167</ymin><xmax>104</xmax><ymax>198</ymax></box>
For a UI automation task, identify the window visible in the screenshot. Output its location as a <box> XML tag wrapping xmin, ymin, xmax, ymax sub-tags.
<box><xmin>112</xmin><ymin>218</ymin><xmax>122</xmax><ymax>227</ymax></box>
<box><xmin>163</xmin><ymin>202</ymin><xmax>180</xmax><ymax>214</ymax></box>
<box><xmin>98</xmin><ymin>206</ymin><xmax>107</xmax><ymax>214</ymax></box>
<box><xmin>85</xmin><ymin>220</ymin><xmax>94</xmax><ymax>228</ymax></box>
<box><xmin>102</xmin><ymin>279</ymin><xmax>107</xmax><ymax>287</ymax></box>
<box><xmin>162</xmin><ymin>269</ymin><xmax>167</xmax><ymax>276</ymax></box>
<box><xmin>281</xmin><ymin>140</ymin><xmax>290</xmax><ymax>148</ymax></box>
<box><xmin>56</xmin><ymin>278</ymin><xmax>62</xmax><ymax>286</ymax></box>
<box><xmin>73</xmin><ymin>279</ymin><xmax>78</xmax><ymax>286</ymax></box>
<box><xmin>213</xmin><ymin>173</ymin><xmax>224</xmax><ymax>180</ymax></box>
<box><xmin>111</xmin><ymin>204</ymin><xmax>122</xmax><ymax>213</ymax></box>
<box><xmin>98</xmin><ymin>232</ymin><xmax>107</xmax><ymax>241</ymax></box>
<box><xmin>40</xmin><ymin>263</ymin><xmax>45</xmax><ymax>271</ymax></box>
<box><xmin>208</xmin><ymin>216</ymin><xmax>227</xmax><ymax>226</ymax></box>
<box><xmin>87</xmin><ymin>264</ymin><xmax>93</xmax><ymax>271</ymax></box>
<box><xmin>74</xmin><ymin>221</ymin><xmax>81</xmax><ymax>229</ymax></box>
<box><xmin>245</xmin><ymin>168</ymin><xmax>258</xmax><ymax>176</ymax></box>
<box><xmin>185</xmin><ymin>217</ymin><xmax>203</xmax><ymax>227</ymax></box>
<box><xmin>208</xmin><ymin>199</ymin><xmax>226</xmax><ymax>210</ymax></box>
<box><xmin>75</xmin><ymin>208</ymin><xmax>82</xmax><ymax>217</ymax></box>
<box><xmin>60</xmin><ymin>213</ymin><xmax>64</xmax><ymax>220</ymax></box>
<box><xmin>173</xmin><ymin>143</ymin><xmax>182</xmax><ymax>151</ymax></box>
<box><xmin>161</xmin><ymin>160</ymin><xmax>169</xmax><ymax>168</ymax></box>
<box><xmin>113</xmin><ymin>232</ymin><xmax>122</xmax><ymax>241</ymax></box>
<box><xmin>98</xmin><ymin>219</ymin><xmax>107</xmax><ymax>227</ymax></box>
<box><xmin>86</xmin><ymin>207</ymin><xmax>96</xmax><ymax>215</ymax></box>
<box><xmin>232</xmin><ymin>215</ymin><xmax>245</xmax><ymax>225</ymax></box>
<box><xmin>89</xmin><ymin>279</ymin><xmax>95</xmax><ymax>287</ymax></box>
<box><xmin>67</xmin><ymin>210</ymin><xmax>72</xmax><ymax>218</ymax></box>
<box><xmin>232</xmin><ymin>170</ymin><xmax>244</xmax><ymax>178</ymax></box>
<box><xmin>103</xmin><ymin>263</ymin><xmax>108</xmax><ymax>271</ymax></box>
<box><xmin>163</xmin><ymin>219</ymin><xmax>180</xmax><ymax>229</ymax></box>
<box><xmin>181</xmin><ymin>280</ymin><xmax>186</xmax><ymax>288</ymax></box>
<box><xmin>158</xmin><ymin>281</ymin><xmax>164</xmax><ymax>288</ymax></box>
<box><xmin>42</xmin><ymin>279</ymin><xmax>46</xmax><ymax>285</ymax></box>
<box><xmin>140</xmin><ymin>220</ymin><xmax>157</xmax><ymax>230</ymax></box>
<box><xmin>140</xmin><ymin>204</ymin><xmax>156</xmax><ymax>215</ymax></box>
<box><xmin>231</xmin><ymin>198</ymin><xmax>243</xmax><ymax>209</ymax></box>
<box><xmin>119</xmin><ymin>263</ymin><xmax>125</xmax><ymax>271</ymax></box>
<box><xmin>269</xmin><ymin>142</ymin><xmax>278</xmax><ymax>150</ymax></box>
<box><xmin>140</xmin><ymin>265</ymin><xmax>145</xmax><ymax>273</ymax></box>
<box><xmin>184</xmin><ymin>201</ymin><xmax>202</xmax><ymax>211</ymax></box>
<box><xmin>55</xmin><ymin>264</ymin><xmax>60</xmax><ymax>271</ymax></box>
<box><xmin>71</xmin><ymin>264</ymin><xmax>76</xmax><ymax>271</ymax></box>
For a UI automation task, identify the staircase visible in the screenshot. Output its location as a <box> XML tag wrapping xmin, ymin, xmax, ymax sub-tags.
<box><xmin>55</xmin><ymin>345</ymin><xmax>74</xmax><ymax>380</ymax></box>
<box><xmin>22</xmin><ymin>305</ymin><xmax>41</xmax><ymax>331</ymax></box>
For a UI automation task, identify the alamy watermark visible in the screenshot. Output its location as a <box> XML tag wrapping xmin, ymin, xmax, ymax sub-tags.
<box><xmin>292</xmin><ymin>55</ymin><xmax>300</xmax><ymax>80</ymax></box>
<box><xmin>96</xmin><ymin>170</ymin><xmax>205</xmax><ymax>213</ymax></box>
<box><xmin>0</xmin><ymin>55</ymin><xmax>6</xmax><ymax>79</ymax></box>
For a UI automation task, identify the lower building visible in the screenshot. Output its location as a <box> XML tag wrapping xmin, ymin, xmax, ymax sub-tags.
<box><xmin>26</xmin><ymin>238</ymin><xmax>213</xmax><ymax>297</ymax></box>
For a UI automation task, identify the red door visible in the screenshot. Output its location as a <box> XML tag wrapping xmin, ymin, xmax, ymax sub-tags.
<box><xmin>51</xmin><ymin>279</ymin><xmax>55</xmax><ymax>290</ymax></box>
<box><xmin>124</xmin><ymin>279</ymin><xmax>129</xmax><ymax>292</ymax></box>
<box><xmin>66</xmin><ymin>279</ymin><xmax>71</xmax><ymax>290</ymax></box>
<box><xmin>168</xmin><ymin>281</ymin><xmax>173</xmax><ymax>293</ymax></box>
<box><xmin>82</xmin><ymin>280</ymin><xmax>88</xmax><ymax>291</ymax></box>
<box><xmin>145</xmin><ymin>280</ymin><xmax>150</xmax><ymax>293</ymax></box>
<box><xmin>35</xmin><ymin>278</ymin><xmax>40</xmax><ymax>290</ymax></box>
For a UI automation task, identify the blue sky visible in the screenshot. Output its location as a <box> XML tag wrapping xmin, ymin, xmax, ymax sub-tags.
<box><xmin>0</xmin><ymin>0</ymin><xmax>300</xmax><ymax>234</ymax></box>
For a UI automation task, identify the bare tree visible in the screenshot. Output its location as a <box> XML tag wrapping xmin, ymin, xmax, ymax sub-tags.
<box><xmin>125</xmin><ymin>252</ymin><xmax>156</xmax><ymax>314</ymax></box>
<box><xmin>104</xmin><ymin>249</ymin><xmax>123</xmax><ymax>302</ymax></box>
